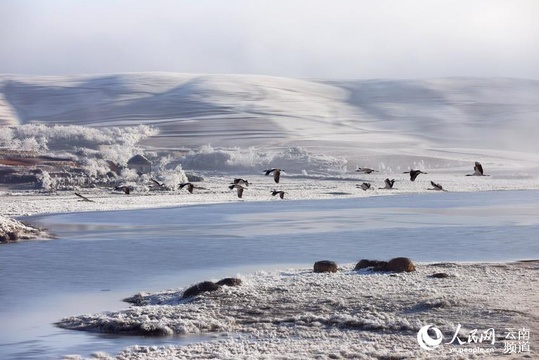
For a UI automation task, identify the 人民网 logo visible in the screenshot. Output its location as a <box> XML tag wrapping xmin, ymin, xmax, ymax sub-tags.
<box><xmin>417</xmin><ymin>324</ymin><xmax>443</xmax><ymax>350</ymax></box>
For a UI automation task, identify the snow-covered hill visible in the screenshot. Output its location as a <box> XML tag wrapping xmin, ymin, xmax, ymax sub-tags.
<box><xmin>1</xmin><ymin>73</ymin><xmax>539</xmax><ymax>174</ymax></box>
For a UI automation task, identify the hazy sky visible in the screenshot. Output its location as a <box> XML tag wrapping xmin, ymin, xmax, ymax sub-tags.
<box><xmin>1</xmin><ymin>0</ymin><xmax>538</xmax><ymax>79</ymax></box>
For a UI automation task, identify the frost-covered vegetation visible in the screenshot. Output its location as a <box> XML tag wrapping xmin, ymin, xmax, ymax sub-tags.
<box><xmin>1</xmin><ymin>123</ymin><xmax>157</xmax><ymax>156</ymax></box>
<box><xmin>0</xmin><ymin>124</ymin><xmax>191</xmax><ymax>191</ymax></box>
<box><xmin>0</xmin><ymin>123</ymin><xmax>353</xmax><ymax>193</ymax></box>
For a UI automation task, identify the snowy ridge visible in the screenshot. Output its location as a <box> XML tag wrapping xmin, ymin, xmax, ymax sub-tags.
<box><xmin>2</xmin><ymin>74</ymin><xmax>539</xmax><ymax>154</ymax></box>
<box><xmin>57</xmin><ymin>261</ymin><xmax>539</xmax><ymax>359</ymax></box>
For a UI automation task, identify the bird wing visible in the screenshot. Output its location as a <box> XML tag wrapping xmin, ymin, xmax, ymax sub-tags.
<box><xmin>279</xmin><ymin>191</ymin><xmax>285</xmax><ymax>199</ymax></box>
<box><xmin>410</xmin><ymin>171</ymin><xmax>418</xmax><ymax>181</ymax></box>
<box><xmin>237</xmin><ymin>187</ymin><xmax>244</xmax><ymax>198</ymax></box>
<box><xmin>180</xmin><ymin>182</ymin><xmax>193</xmax><ymax>191</ymax></box>
<box><xmin>274</xmin><ymin>170</ymin><xmax>280</xmax><ymax>183</ymax></box>
<box><xmin>430</xmin><ymin>181</ymin><xmax>443</xmax><ymax>190</ymax></box>
<box><xmin>475</xmin><ymin>162</ymin><xmax>484</xmax><ymax>175</ymax></box>
<box><xmin>75</xmin><ymin>192</ymin><xmax>94</xmax><ymax>202</ymax></box>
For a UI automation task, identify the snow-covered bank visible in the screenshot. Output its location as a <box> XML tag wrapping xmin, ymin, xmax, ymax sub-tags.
<box><xmin>0</xmin><ymin>214</ymin><xmax>49</xmax><ymax>242</ymax></box>
<box><xmin>2</xmin><ymin>163</ymin><xmax>539</xmax><ymax>243</ymax></box>
<box><xmin>58</xmin><ymin>261</ymin><xmax>538</xmax><ymax>359</ymax></box>
<box><xmin>3</xmin><ymin>162</ymin><xmax>539</xmax><ymax>219</ymax></box>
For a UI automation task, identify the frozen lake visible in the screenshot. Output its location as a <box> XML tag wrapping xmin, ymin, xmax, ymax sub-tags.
<box><xmin>1</xmin><ymin>190</ymin><xmax>539</xmax><ymax>359</ymax></box>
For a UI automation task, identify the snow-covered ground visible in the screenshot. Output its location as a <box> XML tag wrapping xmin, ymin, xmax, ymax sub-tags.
<box><xmin>1</xmin><ymin>73</ymin><xmax>539</xmax><ymax>359</ymax></box>
<box><xmin>59</xmin><ymin>261</ymin><xmax>539</xmax><ymax>360</ymax></box>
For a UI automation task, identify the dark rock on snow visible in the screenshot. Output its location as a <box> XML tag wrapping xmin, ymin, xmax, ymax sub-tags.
<box><xmin>354</xmin><ymin>257</ymin><xmax>416</xmax><ymax>273</ymax></box>
<box><xmin>182</xmin><ymin>281</ymin><xmax>220</xmax><ymax>299</ymax></box>
<box><xmin>314</xmin><ymin>260</ymin><xmax>338</xmax><ymax>273</ymax></box>
<box><xmin>216</xmin><ymin>277</ymin><xmax>242</xmax><ymax>287</ymax></box>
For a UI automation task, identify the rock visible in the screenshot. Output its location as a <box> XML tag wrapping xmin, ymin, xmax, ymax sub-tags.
<box><xmin>354</xmin><ymin>259</ymin><xmax>388</xmax><ymax>271</ymax></box>
<box><xmin>182</xmin><ymin>281</ymin><xmax>220</xmax><ymax>299</ymax></box>
<box><xmin>429</xmin><ymin>272</ymin><xmax>450</xmax><ymax>278</ymax></box>
<box><xmin>313</xmin><ymin>260</ymin><xmax>338</xmax><ymax>273</ymax></box>
<box><xmin>387</xmin><ymin>257</ymin><xmax>416</xmax><ymax>272</ymax></box>
<box><xmin>216</xmin><ymin>277</ymin><xmax>242</xmax><ymax>287</ymax></box>
<box><xmin>373</xmin><ymin>261</ymin><xmax>389</xmax><ymax>271</ymax></box>
<box><xmin>123</xmin><ymin>293</ymin><xmax>147</xmax><ymax>305</ymax></box>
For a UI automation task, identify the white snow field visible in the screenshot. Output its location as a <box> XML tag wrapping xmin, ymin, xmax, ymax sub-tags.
<box><xmin>1</xmin><ymin>73</ymin><xmax>539</xmax><ymax>359</ymax></box>
<box><xmin>59</xmin><ymin>261</ymin><xmax>539</xmax><ymax>360</ymax></box>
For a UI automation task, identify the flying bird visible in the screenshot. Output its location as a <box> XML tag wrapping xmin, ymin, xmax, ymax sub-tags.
<box><xmin>229</xmin><ymin>184</ymin><xmax>246</xmax><ymax>198</ymax></box>
<box><xmin>356</xmin><ymin>167</ymin><xmax>378</xmax><ymax>174</ymax></box>
<box><xmin>232</xmin><ymin>178</ymin><xmax>249</xmax><ymax>187</ymax></box>
<box><xmin>379</xmin><ymin>178</ymin><xmax>395</xmax><ymax>189</ymax></box>
<box><xmin>403</xmin><ymin>169</ymin><xmax>427</xmax><ymax>181</ymax></box>
<box><xmin>151</xmin><ymin>178</ymin><xmax>165</xmax><ymax>188</ymax></box>
<box><xmin>179</xmin><ymin>182</ymin><xmax>206</xmax><ymax>194</ymax></box>
<box><xmin>357</xmin><ymin>182</ymin><xmax>372</xmax><ymax>191</ymax></box>
<box><xmin>264</xmin><ymin>168</ymin><xmax>283</xmax><ymax>183</ymax></box>
<box><xmin>75</xmin><ymin>192</ymin><xmax>94</xmax><ymax>202</ymax></box>
<box><xmin>271</xmin><ymin>190</ymin><xmax>286</xmax><ymax>199</ymax></box>
<box><xmin>466</xmin><ymin>162</ymin><xmax>489</xmax><ymax>176</ymax></box>
<box><xmin>428</xmin><ymin>181</ymin><xmax>446</xmax><ymax>191</ymax></box>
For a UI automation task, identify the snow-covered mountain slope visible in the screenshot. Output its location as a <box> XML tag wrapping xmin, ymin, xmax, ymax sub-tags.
<box><xmin>2</xmin><ymin>73</ymin><xmax>539</xmax><ymax>174</ymax></box>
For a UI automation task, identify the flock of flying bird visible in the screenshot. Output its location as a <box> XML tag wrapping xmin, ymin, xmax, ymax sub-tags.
<box><xmin>226</xmin><ymin>168</ymin><xmax>286</xmax><ymax>199</ymax></box>
<box><xmin>156</xmin><ymin>168</ymin><xmax>286</xmax><ymax>199</ymax></box>
<box><xmin>75</xmin><ymin>162</ymin><xmax>489</xmax><ymax>202</ymax></box>
<box><xmin>356</xmin><ymin>161</ymin><xmax>489</xmax><ymax>192</ymax></box>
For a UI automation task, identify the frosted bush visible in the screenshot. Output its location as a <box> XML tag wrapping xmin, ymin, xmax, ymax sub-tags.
<box><xmin>19</xmin><ymin>137</ymin><xmax>47</xmax><ymax>152</ymax></box>
<box><xmin>100</xmin><ymin>144</ymin><xmax>138</xmax><ymax>167</ymax></box>
<box><xmin>7</xmin><ymin>123</ymin><xmax>157</xmax><ymax>153</ymax></box>
<box><xmin>182</xmin><ymin>145</ymin><xmax>232</xmax><ymax>171</ymax></box>
<box><xmin>110</xmin><ymin>125</ymin><xmax>158</xmax><ymax>146</ymax></box>
<box><xmin>160</xmin><ymin>165</ymin><xmax>188</xmax><ymax>189</ymax></box>
<box><xmin>154</xmin><ymin>154</ymin><xmax>174</xmax><ymax>173</ymax></box>
<box><xmin>177</xmin><ymin>144</ymin><xmax>348</xmax><ymax>174</ymax></box>
<box><xmin>37</xmin><ymin>171</ymin><xmax>55</xmax><ymax>191</ymax></box>
<box><xmin>0</xmin><ymin>127</ymin><xmax>14</xmax><ymax>146</ymax></box>
<box><xmin>150</xmin><ymin>156</ymin><xmax>188</xmax><ymax>189</ymax></box>
<box><xmin>80</xmin><ymin>158</ymin><xmax>111</xmax><ymax>178</ymax></box>
<box><xmin>226</xmin><ymin>146</ymin><xmax>272</xmax><ymax>169</ymax></box>
<box><xmin>120</xmin><ymin>168</ymin><xmax>140</xmax><ymax>181</ymax></box>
